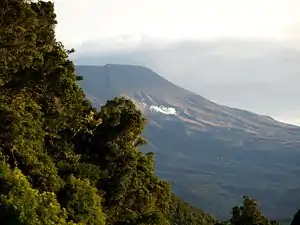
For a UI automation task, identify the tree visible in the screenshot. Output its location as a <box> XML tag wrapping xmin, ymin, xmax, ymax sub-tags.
<box><xmin>291</xmin><ymin>209</ymin><xmax>300</xmax><ymax>225</ymax></box>
<box><xmin>57</xmin><ymin>176</ymin><xmax>106</xmax><ymax>225</ymax></box>
<box><xmin>227</xmin><ymin>196</ymin><xmax>277</xmax><ymax>225</ymax></box>
<box><xmin>0</xmin><ymin>163</ymin><xmax>71</xmax><ymax>225</ymax></box>
<box><xmin>169</xmin><ymin>195</ymin><xmax>216</xmax><ymax>225</ymax></box>
<box><xmin>72</xmin><ymin>97</ymin><xmax>172</xmax><ymax>224</ymax></box>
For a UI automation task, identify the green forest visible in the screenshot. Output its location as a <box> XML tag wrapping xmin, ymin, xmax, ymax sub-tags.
<box><xmin>0</xmin><ymin>1</ymin><xmax>298</xmax><ymax>224</ymax></box>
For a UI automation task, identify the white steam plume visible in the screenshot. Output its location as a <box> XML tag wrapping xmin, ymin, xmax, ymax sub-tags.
<box><xmin>149</xmin><ymin>105</ymin><xmax>177</xmax><ymax>115</ymax></box>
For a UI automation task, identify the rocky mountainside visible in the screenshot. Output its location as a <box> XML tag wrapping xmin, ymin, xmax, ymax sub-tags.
<box><xmin>76</xmin><ymin>64</ymin><xmax>300</xmax><ymax>220</ymax></box>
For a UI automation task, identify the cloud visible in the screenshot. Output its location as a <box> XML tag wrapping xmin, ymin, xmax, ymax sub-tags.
<box><xmin>54</xmin><ymin>0</ymin><xmax>300</xmax><ymax>48</ymax></box>
<box><xmin>139</xmin><ymin>102</ymin><xmax>177</xmax><ymax>115</ymax></box>
<box><xmin>71</xmin><ymin>38</ymin><xmax>300</xmax><ymax>125</ymax></box>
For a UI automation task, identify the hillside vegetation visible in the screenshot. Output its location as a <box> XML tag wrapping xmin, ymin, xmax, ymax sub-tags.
<box><xmin>0</xmin><ymin>1</ymin><xmax>298</xmax><ymax>224</ymax></box>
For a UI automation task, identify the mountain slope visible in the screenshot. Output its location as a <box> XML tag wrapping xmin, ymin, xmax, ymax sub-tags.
<box><xmin>76</xmin><ymin>64</ymin><xmax>300</xmax><ymax>220</ymax></box>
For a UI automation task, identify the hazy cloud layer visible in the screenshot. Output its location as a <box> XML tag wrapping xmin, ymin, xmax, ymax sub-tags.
<box><xmin>71</xmin><ymin>39</ymin><xmax>300</xmax><ymax>125</ymax></box>
<box><xmin>54</xmin><ymin>0</ymin><xmax>300</xmax><ymax>47</ymax></box>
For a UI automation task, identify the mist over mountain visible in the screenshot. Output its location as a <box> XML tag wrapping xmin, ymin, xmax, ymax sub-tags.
<box><xmin>76</xmin><ymin>64</ymin><xmax>300</xmax><ymax>220</ymax></box>
<box><xmin>72</xmin><ymin>39</ymin><xmax>300</xmax><ymax>125</ymax></box>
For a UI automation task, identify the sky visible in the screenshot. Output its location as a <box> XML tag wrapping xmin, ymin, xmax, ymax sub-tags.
<box><xmin>53</xmin><ymin>0</ymin><xmax>300</xmax><ymax>125</ymax></box>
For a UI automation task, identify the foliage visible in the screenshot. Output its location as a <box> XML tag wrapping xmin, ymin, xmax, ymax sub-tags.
<box><xmin>0</xmin><ymin>163</ymin><xmax>71</xmax><ymax>225</ymax></box>
<box><xmin>0</xmin><ymin>1</ymin><xmax>217</xmax><ymax>225</ymax></box>
<box><xmin>218</xmin><ymin>196</ymin><xmax>279</xmax><ymax>225</ymax></box>
<box><xmin>169</xmin><ymin>195</ymin><xmax>215</xmax><ymax>225</ymax></box>
<box><xmin>1</xmin><ymin>1</ymin><xmax>297</xmax><ymax>225</ymax></box>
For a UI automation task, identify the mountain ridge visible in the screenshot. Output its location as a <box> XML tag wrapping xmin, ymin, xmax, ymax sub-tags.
<box><xmin>79</xmin><ymin>64</ymin><xmax>298</xmax><ymax>128</ymax></box>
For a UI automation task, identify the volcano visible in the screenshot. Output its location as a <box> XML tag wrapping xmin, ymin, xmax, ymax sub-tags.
<box><xmin>76</xmin><ymin>64</ymin><xmax>300</xmax><ymax>220</ymax></box>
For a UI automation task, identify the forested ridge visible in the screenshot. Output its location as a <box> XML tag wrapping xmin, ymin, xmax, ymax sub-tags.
<box><xmin>0</xmin><ymin>1</ymin><xmax>299</xmax><ymax>224</ymax></box>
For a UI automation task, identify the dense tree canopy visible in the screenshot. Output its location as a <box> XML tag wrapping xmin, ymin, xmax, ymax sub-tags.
<box><xmin>0</xmin><ymin>1</ymin><xmax>216</xmax><ymax>224</ymax></box>
<box><xmin>0</xmin><ymin>1</ymin><xmax>297</xmax><ymax>225</ymax></box>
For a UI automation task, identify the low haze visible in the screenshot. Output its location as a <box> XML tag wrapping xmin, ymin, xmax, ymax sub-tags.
<box><xmin>54</xmin><ymin>0</ymin><xmax>300</xmax><ymax>125</ymax></box>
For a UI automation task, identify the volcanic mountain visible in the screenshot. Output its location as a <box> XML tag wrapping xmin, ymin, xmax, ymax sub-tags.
<box><xmin>76</xmin><ymin>64</ymin><xmax>300</xmax><ymax>220</ymax></box>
